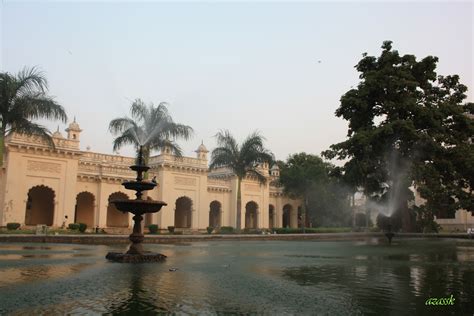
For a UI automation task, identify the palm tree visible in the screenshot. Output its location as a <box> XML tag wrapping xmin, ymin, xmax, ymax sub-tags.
<box><xmin>109</xmin><ymin>99</ymin><xmax>193</xmax><ymax>165</ymax></box>
<box><xmin>209</xmin><ymin>130</ymin><xmax>273</xmax><ymax>231</ymax></box>
<box><xmin>0</xmin><ymin>67</ymin><xmax>68</xmax><ymax>165</ymax></box>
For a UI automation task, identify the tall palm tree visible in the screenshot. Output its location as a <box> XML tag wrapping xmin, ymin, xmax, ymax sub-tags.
<box><xmin>209</xmin><ymin>130</ymin><xmax>273</xmax><ymax>231</ymax></box>
<box><xmin>0</xmin><ymin>67</ymin><xmax>68</xmax><ymax>165</ymax></box>
<box><xmin>109</xmin><ymin>99</ymin><xmax>193</xmax><ymax>165</ymax></box>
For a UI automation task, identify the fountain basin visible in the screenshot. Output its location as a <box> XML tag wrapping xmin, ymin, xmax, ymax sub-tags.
<box><xmin>112</xmin><ymin>199</ymin><xmax>167</xmax><ymax>213</ymax></box>
<box><xmin>122</xmin><ymin>181</ymin><xmax>156</xmax><ymax>192</ymax></box>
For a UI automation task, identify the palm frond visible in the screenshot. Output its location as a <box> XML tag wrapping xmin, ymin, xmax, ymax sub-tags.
<box><xmin>108</xmin><ymin>117</ymin><xmax>138</xmax><ymax>134</ymax></box>
<box><xmin>15</xmin><ymin>66</ymin><xmax>48</xmax><ymax>96</ymax></box>
<box><xmin>12</xmin><ymin>94</ymin><xmax>67</xmax><ymax>123</ymax></box>
<box><xmin>112</xmin><ymin>131</ymin><xmax>138</xmax><ymax>151</ymax></box>
<box><xmin>109</xmin><ymin>100</ymin><xmax>192</xmax><ymax>158</ymax></box>
<box><xmin>10</xmin><ymin>118</ymin><xmax>55</xmax><ymax>148</ymax></box>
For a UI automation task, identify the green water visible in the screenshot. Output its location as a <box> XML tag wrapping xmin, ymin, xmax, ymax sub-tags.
<box><xmin>0</xmin><ymin>238</ymin><xmax>473</xmax><ymax>315</ymax></box>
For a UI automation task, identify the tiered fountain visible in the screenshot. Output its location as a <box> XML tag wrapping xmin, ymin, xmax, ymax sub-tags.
<box><xmin>106</xmin><ymin>146</ymin><xmax>167</xmax><ymax>263</ymax></box>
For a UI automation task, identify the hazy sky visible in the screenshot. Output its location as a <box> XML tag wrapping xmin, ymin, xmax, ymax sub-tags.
<box><xmin>1</xmin><ymin>1</ymin><xmax>473</xmax><ymax>161</ymax></box>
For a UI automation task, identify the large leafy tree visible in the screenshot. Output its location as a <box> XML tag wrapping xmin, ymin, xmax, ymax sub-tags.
<box><xmin>323</xmin><ymin>41</ymin><xmax>474</xmax><ymax>231</ymax></box>
<box><xmin>0</xmin><ymin>67</ymin><xmax>68</xmax><ymax>164</ymax></box>
<box><xmin>209</xmin><ymin>130</ymin><xmax>273</xmax><ymax>231</ymax></box>
<box><xmin>109</xmin><ymin>99</ymin><xmax>193</xmax><ymax>164</ymax></box>
<box><xmin>279</xmin><ymin>153</ymin><xmax>351</xmax><ymax>228</ymax></box>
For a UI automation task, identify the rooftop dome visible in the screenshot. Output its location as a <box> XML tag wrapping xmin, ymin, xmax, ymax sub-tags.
<box><xmin>66</xmin><ymin>117</ymin><xmax>82</xmax><ymax>132</ymax></box>
<box><xmin>271</xmin><ymin>164</ymin><xmax>280</xmax><ymax>170</ymax></box>
<box><xmin>196</xmin><ymin>141</ymin><xmax>208</xmax><ymax>153</ymax></box>
<box><xmin>52</xmin><ymin>126</ymin><xmax>64</xmax><ymax>138</ymax></box>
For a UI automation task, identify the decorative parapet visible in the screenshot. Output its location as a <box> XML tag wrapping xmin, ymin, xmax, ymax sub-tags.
<box><xmin>81</xmin><ymin>152</ymin><xmax>135</xmax><ymax>165</ymax></box>
<box><xmin>207</xmin><ymin>178</ymin><xmax>232</xmax><ymax>192</ymax></box>
<box><xmin>149</xmin><ymin>154</ymin><xmax>208</xmax><ymax>172</ymax></box>
<box><xmin>78</xmin><ymin>152</ymin><xmax>135</xmax><ymax>181</ymax></box>
<box><xmin>269</xmin><ymin>185</ymin><xmax>284</xmax><ymax>197</ymax></box>
<box><xmin>7</xmin><ymin>132</ymin><xmax>80</xmax><ymax>150</ymax></box>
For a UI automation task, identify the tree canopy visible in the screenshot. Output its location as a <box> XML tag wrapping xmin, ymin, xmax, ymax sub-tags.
<box><xmin>279</xmin><ymin>153</ymin><xmax>351</xmax><ymax>227</ymax></box>
<box><xmin>0</xmin><ymin>67</ymin><xmax>68</xmax><ymax>164</ymax></box>
<box><xmin>323</xmin><ymin>41</ymin><xmax>474</xmax><ymax>231</ymax></box>
<box><xmin>109</xmin><ymin>99</ymin><xmax>193</xmax><ymax>161</ymax></box>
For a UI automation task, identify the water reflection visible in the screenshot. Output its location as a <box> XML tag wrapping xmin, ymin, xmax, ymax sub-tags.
<box><xmin>105</xmin><ymin>268</ymin><xmax>164</xmax><ymax>314</ymax></box>
<box><xmin>0</xmin><ymin>240</ymin><xmax>473</xmax><ymax>315</ymax></box>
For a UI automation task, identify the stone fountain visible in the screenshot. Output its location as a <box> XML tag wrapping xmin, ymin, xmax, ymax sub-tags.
<box><xmin>106</xmin><ymin>146</ymin><xmax>167</xmax><ymax>263</ymax></box>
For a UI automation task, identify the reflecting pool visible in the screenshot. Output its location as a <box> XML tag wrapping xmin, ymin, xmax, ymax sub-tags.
<box><xmin>0</xmin><ymin>238</ymin><xmax>473</xmax><ymax>315</ymax></box>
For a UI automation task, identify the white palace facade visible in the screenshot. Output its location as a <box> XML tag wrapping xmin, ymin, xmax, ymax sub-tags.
<box><xmin>0</xmin><ymin>120</ymin><xmax>301</xmax><ymax>232</ymax></box>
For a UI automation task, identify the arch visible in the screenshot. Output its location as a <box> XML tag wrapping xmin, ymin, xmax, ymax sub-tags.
<box><xmin>209</xmin><ymin>200</ymin><xmax>221</xmax><ymax>228</ymax></box>
<box><xmin>107</xmin><ymin>192</ymin><xmax>129</xmax><ymax>227</ymax></box>
<box><xmin>175</xmin><ymin>196</ymin><xmax>192</xmax><ymax>228</ymax></box>
<box><xmin>75</xmin><ymin>192</ymin><xmax>95</xmax><ymax>227</ymax></box>
<box><xmin>25</xmin><ymin>185</ymin><xmax>55</xmax><ymax>226</ymax></box>
<box><xmin>269</xmin><ymin>204</ymin><xmax>275</xmax><ymax>229</ymax></box>
<box><xmin>283</xmin><ymin>204</ymin><xmax>292</xmax><ymax>228</ymax></box>
<box><xmin>245</xmin><ymin>201</ymin><xmax>258</xmax><ymax>229</ymax></box>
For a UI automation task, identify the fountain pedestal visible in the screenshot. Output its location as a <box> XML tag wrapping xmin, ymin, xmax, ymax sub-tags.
<box><xmin>106</xmin><ymin>146</ymin><xmax>167</xmax><ymax>263</ymax></box>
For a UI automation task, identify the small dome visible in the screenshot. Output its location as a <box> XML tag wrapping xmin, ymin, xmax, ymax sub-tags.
<box><xmin>271</xmin><ymin>164</ymin><xmax>280</xmax><ymax>171</ymax></box>
<box><xmin>52</xmin><ymin>126</ymin><xmax>63</xmax><ymax>138</ymax></box>
<box><xmin>196</xmin><ymin>141</ymin><xmax>208</xmax><ymax>153</ymax></box>
<box><xmin>66</xmin><ymin>117</ymin><xmax>82</xmax><ymax>131</ymax></box>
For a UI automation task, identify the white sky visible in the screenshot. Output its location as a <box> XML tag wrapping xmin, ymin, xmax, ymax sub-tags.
<box><xmin>1</xmin><ymin>1</ymin><xmax>473</xmax><ymax>162</ymax></box>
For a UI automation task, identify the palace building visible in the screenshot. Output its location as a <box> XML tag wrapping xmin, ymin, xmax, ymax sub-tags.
<box><xmin>0</xmin><ymin>120</ymin><xmax>301</xmax><ymax>231</ymax></box>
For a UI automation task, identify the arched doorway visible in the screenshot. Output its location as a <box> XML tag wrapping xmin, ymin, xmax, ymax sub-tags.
<box><xmin>245</xmin><ymin>201</ymin><xmax>258</xmax><ymax>229</ymax></box>
<box><xmin>75</xmin><ymin>192</ymin><xmax>95</xmax><ymax>227</ymax></box>
<box><xmin>107</xmin><ymin>192</ymin><xmax>129</xmax><ymax>227</ymax></box>
<box><xmin>283</xmin><ymin>204</ymin><xmax>292</xmax><ymax>228</ymax></box>
<box><xmin>209</xmin><ymin>201</ymin><xmax>221</xmax><ymax>228</ymax></box>
<box><xmin>269</xmin><ymin>204</ymin><xmax>275</xmax><ymax>229</ymax></box>
<box><xmin>175</xmin><ymin>196</ymin><xmax>192</xmax><ymax>228</ymax></box>
<box><xmin>25</xmin><ymin>186</ymin><xmax>55</xmax><ymax>226</ymax></box>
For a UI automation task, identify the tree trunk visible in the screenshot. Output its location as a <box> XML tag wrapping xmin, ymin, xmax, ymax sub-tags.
<box><xmin>400</xmin><ymin>198</ymin><xmax>412</xmax><ymax>232</ymax></box>
<box><xmin>302</xmin><ymin>196</ymin><xmax>307</xmax><ymax>233</ymax></box>
<box><xmin>236</xmin><ymin>177</ymin><xmax>242</xmax><ymax>232</ymax></box>
<box><xmin>0</xmin><ymin>127</ymin><xmax>5</xmax><ymax>167</ymax></box>
<box><xmin>351</xmin><ymin>193</ymin><xmax>356</xmax><ymax>228</ymax></box>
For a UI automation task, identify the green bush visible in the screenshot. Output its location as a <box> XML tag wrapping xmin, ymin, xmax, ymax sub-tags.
<box><xmin>206</xmin><ymin>226</ymin><xmax>214</xmax><ymax>234</ymax></box>
<box><xmin>148</xmin><ymin>224</ymin><xmax>159</xmax><ymax>234</ymax></box>
<box><xmin>6</xmin><ymin>222</ymin><xmax>20</xmax><ymax>230</ymax></box>
<box><xmin>242</xmin><ymin>228</ymin><xmax>262</xmax><ymax>234</ymax></box>
<box><xmin>218</xmin><ymin>226</ymin><xmax>234</xmax><ymax>234</ymax></box>
<box><xmin>78</xmin><ymin>223</ymin><xmax>87</xmax><ymax>233</ymax></box>
<box><xmin>68</xmin><ymin>223</ymin><xmax>80</xmax><ymax>230</ymax></box>
<box><xmin>167</xmin><ymin>226</ymin><xmax>175</xmax><ymax>233</ymax></box>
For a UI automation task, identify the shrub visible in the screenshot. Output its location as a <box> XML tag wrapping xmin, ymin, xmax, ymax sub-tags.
<box><xmin>6</xmin><ymin>223</ymin><xmax>20</xmax><ymax>230</ymax></box>
<box><xmin>219</xmin><ymin>226</ymin><xmax>234</xmax><ymax>234</ymax></box>
<box><xmin>78</xmin><ymin>223</ymin><xmax>87</xmax><ymax>233</ymax></box>
<box><xmin>148</xmin><ymin>224</ymin><xmax>159</xmax><ymax>234</ymax></box>
<box><xmin>68</xmin><ymin>223</ymin><xmax>80</xmax><ymax>230</ymax></box>
<box><xmin>242</xmin><ymin>228</ymin><xmax>262</xmax><ymax>234</ymax></box>
<box><xmin>206</xmin><ymin>226</ymin><xmax>214</xmax><ymax>234</ymax></box>
<box><xmin>167</xmin><ymin>226</ymin><xmax>175</xmax><ymax>233</ymax></box>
